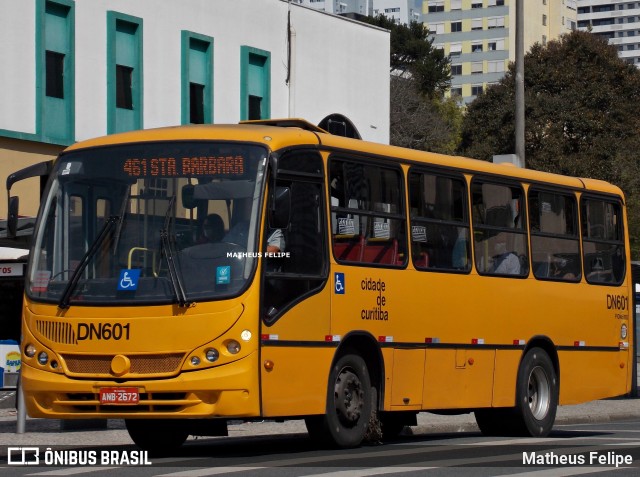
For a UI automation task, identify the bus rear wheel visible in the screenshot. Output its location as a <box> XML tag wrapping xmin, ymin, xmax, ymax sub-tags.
<box><xmin>305</xmin><ymin>352</ymin><xmax>372</xmax><ymax>448</ymax></box>
<box><xmin>125</xmin><ymin>419</ymin><xmax>188</xmax><ymax>455</ymax></box>
<box><xmin>515</xmin><ymin>347</ymin><xmax>558</xmax><ymax>437</ymax></box>
<box><xmin>475</xmin><ymin>347</ymin><xmax>558</xmax><ymax>437</ymax></box>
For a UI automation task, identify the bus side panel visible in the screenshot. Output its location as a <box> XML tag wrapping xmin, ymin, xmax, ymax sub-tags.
<box><xmin>389</xmin><ymin>348</ymin><xmax>424</xmax><ymax>409</ymax></box>
<box><xmin>422</xmin><ymin>349</ymin><xmax>494</xmax><ymax>409</ymax></box>
<box><xmin>491</xmin><ymin>349</ymin><xmax>521</xmax><ymax>407</ymax></box>
<box><xmin>260</xmin><ymin>347</ymin><xmax>333</xmax><ymax>416</ymax></box>
<box><xmin>558</xmin><ymin>350</ymin><xmax>631</xmax><ymax>405</ymax></box>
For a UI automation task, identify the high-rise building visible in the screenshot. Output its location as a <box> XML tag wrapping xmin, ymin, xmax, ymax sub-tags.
<box><xmin>424</xmin><ymin>0</ymin><xmax>577</xmax><ymax>103</ymax></box>
<box><xmin>295</xmin><ymin>0</ymin><xmax>422</xmax><ymax>24</ymax></box>
<box><xmin>577</xmin><ymin>1</ymin><xmax>640</xmax><ymax>67</ymax></box>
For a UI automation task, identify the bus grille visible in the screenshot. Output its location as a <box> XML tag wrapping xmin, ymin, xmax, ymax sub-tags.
<box><xmin>61</xmin><ymin>353</ymin><xmax>185</xmax><ymax>376</ymax></box>
<box><xmin>36</xmin><ymin>320</ymin><xmax>76</xmax><ymax>345</ymax></box>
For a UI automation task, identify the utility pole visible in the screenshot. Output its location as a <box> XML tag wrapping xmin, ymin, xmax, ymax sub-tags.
<box><xmin>515</xmin><ymin>0</ymin><xmax>525</xmax><ymax>167</ymax></box>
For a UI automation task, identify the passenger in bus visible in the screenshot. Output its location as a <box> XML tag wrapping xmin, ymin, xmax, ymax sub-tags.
<box><xmin>198</xmin><ymin>213</ymin><xmax>225</xmax><ymax>244</ymax></box>
<box><xmin>451</xmin><ymin>227</ymin><xmax>469</xmax><ymax>270</ymax></box>
<box><xmin>266</xmin><ymin>228</ymin><xmax>285</xmax><ymax>253</ymax></box>
<box><xmin>491</xmin><ymin>239</ymin><xmax>521</xmax><ymax>275</ymax></box>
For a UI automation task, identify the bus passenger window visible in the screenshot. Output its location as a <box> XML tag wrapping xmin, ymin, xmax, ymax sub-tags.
<box><xmin>581</xmin><ymin>198</ymin><xmax>625</xmax><ymax>284</ymax></box>
<box><xmin>529</xmin><ymin>189</ymin><xmax>580</xmax><ymax>282</ymax></box>
<box><xmin>408</xmin><ymin>170</ymin><xmax>470</xmax><ymax>272</ymax></box>
<box><xmin>329</xmin><ymin>159</ymin><xmax>406</xmax><ymax>266</ymax></box>
<box><xmin>472</xmin><ymin>180</ymin><xmax>528</xmax><ymax>277</ymax></box>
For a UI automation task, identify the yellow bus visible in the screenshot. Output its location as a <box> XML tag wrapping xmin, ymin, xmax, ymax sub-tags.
<box><xmin>15</xmin><ymin>119</ymin><xmax>633</xmax><ymax>452</ymax></box>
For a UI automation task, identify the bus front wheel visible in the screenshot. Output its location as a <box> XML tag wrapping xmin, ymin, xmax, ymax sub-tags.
<box><xmin>125</xmin><ymin>419</ymin><xmax>188</xmax><ymax>455</ymax></box>
<box><xmin>305</xmin><ymin>352</ymin><xmax>372</xmax><ymax>448</ymax></box>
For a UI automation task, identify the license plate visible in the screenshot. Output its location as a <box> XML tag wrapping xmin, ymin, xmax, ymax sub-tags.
<box><xmin>99</xmin><ymin>387</ymin><xmax>139</xmax><ymax>405</ymax></box>
<box><xmin>0</xmin><ymin>263</ymin><xmax>24</xmax><ymax>277</ymax></box>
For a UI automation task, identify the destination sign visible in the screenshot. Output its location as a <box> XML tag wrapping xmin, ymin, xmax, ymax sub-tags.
<box><xmin>122</xmin><ymin>155</ymin><xmax>245</xmax><ymax>178</ymax></box>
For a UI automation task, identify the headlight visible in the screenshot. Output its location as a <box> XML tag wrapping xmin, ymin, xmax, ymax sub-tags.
<box><xmin>621</xmin><ymin>323</ymin><xmax>628</xmax><ymax>340</ymax></box>
<box><xmin>190</xmin><ymin>356</ymin><xmax>201</xmax><ymax>366</ymax></box>
<box><xmin>205</xmin><ymin>348</ymin><xmax>219</xmax><ymax>362</ymax></box>
<box><xmin>24</xmin><ymin>344</ymin><xmax>36</xmax><ymax>358</ymax></box>
<box><xmin>226</xmin><ymin>340</ymin><xmax>241</xmax><ymax>354</ymax></box>
<box><xmin>37</xmin><ymin>351</ymin><xmax>49</xmax><ymax>365</ymax></box>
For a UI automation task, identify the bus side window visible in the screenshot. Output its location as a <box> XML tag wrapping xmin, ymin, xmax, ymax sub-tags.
<box><xmin>581</xmin><ymin>198</ymin><xmax>625</xmax><ymax>284</ymax></box>
<box><xmin>409</xmin><ymin>170</ymin><xmax>470</xmax><ymax>272</ymax></box>
<box><xmin>529</xmin><ymin>189</ymin><xmax>581</xmax><ymax>282</ymax></box>
<box><xmin>472</xmin><ymin>180</ymin><xmax>528</xmax><ymax>277</ymax></box>
<box><xmin>329</xmin><ymin>158</ymin><xmax>406</xmax><ymax>266</ymax></box>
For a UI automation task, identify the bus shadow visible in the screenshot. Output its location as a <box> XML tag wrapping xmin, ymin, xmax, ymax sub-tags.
<box><xmin>141</xmin><ymin>427</ymin><xmax>616</xmax><ymax>461</ymax></box>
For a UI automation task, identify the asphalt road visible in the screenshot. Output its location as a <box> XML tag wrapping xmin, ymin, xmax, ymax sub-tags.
<box><xmin>2</xmin><ymin>419</ymin><xmax>640</xmax><ymax>476</ymax></box>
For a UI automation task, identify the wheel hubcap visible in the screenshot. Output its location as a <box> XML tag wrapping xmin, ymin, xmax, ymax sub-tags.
<box><xmin>527</xmin><ymin>365</ymin><xmax>550</xmax><ymax>420</ymax></box>
<box><xmin>334</xmin><ymin>367</ymin><xmax>364</xmax><ymax>427</ymax></box>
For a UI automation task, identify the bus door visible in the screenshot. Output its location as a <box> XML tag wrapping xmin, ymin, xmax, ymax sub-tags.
<box><xmin>259</xmin><ymin>151</ymin><xmax>331</xmax><ymax>416</ymax></box>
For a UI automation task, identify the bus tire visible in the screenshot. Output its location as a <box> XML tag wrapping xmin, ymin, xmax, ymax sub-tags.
<box><xmin>514</xmin><ymin>347</ymin><xmax>558</xmax><ymax>437</ymax></box>
<box><xmin>306</xmin><ymin>352</ymin><xmax>372</xmax><ymax>448</ymax></box>
<box><xmin>125</xmin><ymin>419</ymin><xmax>188</xmax><ymax>455</ymax></box>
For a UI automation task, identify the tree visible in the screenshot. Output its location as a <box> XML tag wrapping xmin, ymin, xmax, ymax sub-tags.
<box><xmin>390</xmin><ymin>76</ymin><xmax>462</xmax><ymax>154</ymax></box>
<box><xmin>359</xmin><ymin>15</ymin><xmax>461</xmax><ymax>153</ymax></box>
<box><xmin>459</xmin><ymin>30</ymin><xmax>640</xmax><ymax>257</ymax></box>
<box><xmin>362</xmin><ymin>15</ymin><xmax>451</xmax><ymax>98</ymax></box>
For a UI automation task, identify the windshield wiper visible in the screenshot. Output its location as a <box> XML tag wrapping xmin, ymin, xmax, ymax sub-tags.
<box><xmin>160</xmin><ymin>196</ymin><xmax>191</xmax><ymax>307</ymax></box>
<box><xmin>58</xmin><ymin>215</ymin><xmax>120</xmax><ymax>310</ymax></box>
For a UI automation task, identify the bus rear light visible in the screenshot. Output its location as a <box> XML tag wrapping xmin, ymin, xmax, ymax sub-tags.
<box><xmin>226</xmin><ymin>340</ymin><xmax>241</xmax><ymax>354</ymax></box>
<box><xmin>205</xmin><ymin>348</ymin><xmax>219</xmax><ymax>362</ymax></box>
<box><xmin>24</xmin><ymin>344</ymin><xmax>36</xmax><ymax>358</ymax></box>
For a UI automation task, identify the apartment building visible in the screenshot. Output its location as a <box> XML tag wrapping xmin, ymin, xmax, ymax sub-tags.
<box><xmin>424</xmin><ymin>0</ymin><xmax>577</xmax><ymax>103</ymax></box>
<box><xmin>577</xmin><ymin>1</ymin><xmax>640</xmax><ymax>67</ymax></box>
<box><xmin>0</xmin><ymin>0</ymin><xmax>389</xmax><ymax>217</ymax></box>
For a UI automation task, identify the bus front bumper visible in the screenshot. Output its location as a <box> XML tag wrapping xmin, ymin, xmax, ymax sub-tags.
<box><xmin>21</xmin><ymin>352</ymin><xmax>260</xmax><ymax>419</ymax></box>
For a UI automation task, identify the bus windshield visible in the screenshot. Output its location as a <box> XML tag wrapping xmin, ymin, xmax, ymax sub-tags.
<box><xmin>27</xmin><ymin>141</ymin><xmax>268</xmax><ymax>306</ymax></box>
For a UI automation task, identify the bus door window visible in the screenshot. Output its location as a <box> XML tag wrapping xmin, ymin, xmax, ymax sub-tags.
<box><xmin>329</xmin><ymin>158</ymin><xmax>406</xmax><ymax>266</ymax></box>
<box><xmin>529</xmin><ymin>189</ymin><xmax>581</xmax><ymax>281</ymax></box>
<box><xmin>408</xmin><ymin>170</ymin><xmax>470</xmax><ymax>271</ymax></box>
<box><xmin>67</xmin><ymin>195</ymin><xmax>84</xmax><ymax>273</ymax></box>
<box><xmin>262</xmin><ymin>151</ymin><xmax>327</xmax><ymax>323</ymax></box>
<box><xmin>471</xmin><ymin>180</ymin><xmax>528</xmax><ymax>276</ymax></box>
<box><xmin>581</xmin><ymin>197</ymin><xmax>625</xmax><ymax>284</ymax></box>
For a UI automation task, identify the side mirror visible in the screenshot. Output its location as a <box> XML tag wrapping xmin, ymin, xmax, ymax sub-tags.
<box><xmin>269</xmin><ymin>186</ymin><xmax>291</xmax><ymax>229</ymax></box>
<box><xmin>181</xmin><ymin>184</ymin><xmax>196</xmax><ymax>209</ymax></box>
<box><xmin>7</xmin><ymin>196</ymin><xmax>19</xmax><ymax>238</ymax></box>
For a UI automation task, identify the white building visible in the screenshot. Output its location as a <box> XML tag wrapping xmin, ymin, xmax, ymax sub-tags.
<box><xmin>577</xmin><ymin>0</ymin><xmax>640</xmax><ymax>67</ymax></box>
<box><xmin>296</xmin><ymin>0</ymin><xmax>422</xmax><ymax>24</ymax></box>
<box><xmin>0</xmin><ymin>0</ymin><xmax>390</xmax><ymax>217</ymax></box>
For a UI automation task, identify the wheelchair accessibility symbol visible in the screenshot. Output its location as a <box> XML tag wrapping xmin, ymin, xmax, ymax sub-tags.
<box><xmin>118</xmin><ymin>269</ymin><xmax>140</xmax><ymax>291</ymax></box>
<box><xmin>334</xmin><ymin>272</ymin><xmax>345</xmax><ymax>294</ymax></box>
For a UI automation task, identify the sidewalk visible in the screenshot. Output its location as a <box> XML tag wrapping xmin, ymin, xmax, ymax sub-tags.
<box><xmin>2</xmin><ymin>397</ymin><xmax>640</xmax><ymax>447</ymax></box>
